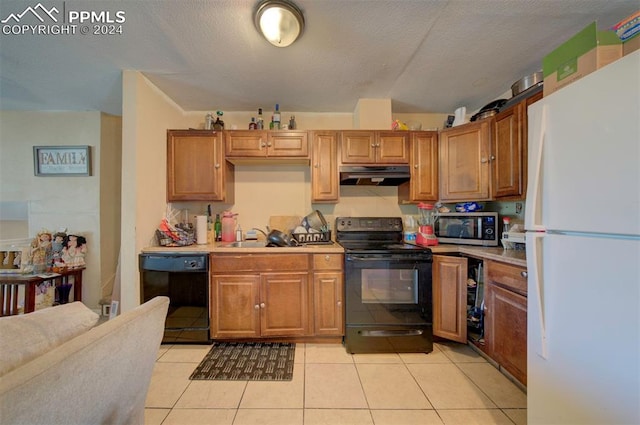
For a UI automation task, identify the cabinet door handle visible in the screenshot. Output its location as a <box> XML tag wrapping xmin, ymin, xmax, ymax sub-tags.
<box><xmin>481</xmin><ymin>158</ymin><xmax>488</xmax><ymax>163</ymax></box>
<box><xmin>314</xmin><ymin>164</ymin><xmax>319</xmax><ymax>168</ymax></box>
<box><xmin>490</xmin><ymin>155</ymin><xmax>496</xmax><ymax>161</ymax></box>
<box><xmin>521</xmin><ymin>271</ymin><xmax>528</xmax><ymax>278</ymax></box>
<box><xmin>414</xmin><ymin>164</ymin><xmax>419</xmax><ymax>168</ymax></box>
<box><xmin>260</xmin><ymin>303</ymin><xmax>266</xmax><ymax>309</ymax></box>
<box><xmin>325</xmin><ymin>255</ymin><xmax>330</xmax><ymax>261</ymax></box>
<box><xmin>267</xmin><ymin>143</ymin><xmax>272</xmax><ymax>147</ymax></box>
<box><xmin>214</xmin><ymin>163</ymin><xmax>220</xmax><ymax>169</ymax></box>
<box><xmin>254</xmin><ymin>304</ymin><xmax>260</xmax><ymax>310</ymax></box>
<box><xmin>337</xmin><ymin>301</ymin><xmax>342</xmax><ymax>306</ymax></box>
<box><xmin>260</xmin><ymin>142</ymin><xmax>266</xmax><ymax>148</ymax></box>
<box><xmin>371</xmin><ymin>143</ymin><xmax>376</xmax><ymax>147</ymax></box>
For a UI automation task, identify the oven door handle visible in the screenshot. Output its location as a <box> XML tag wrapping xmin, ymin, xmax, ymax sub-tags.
<box><xmin>346</xmin><ymin>255</ymin><xmax>426</xmax><ymax>263</ymax></box>
<box><xmin>347</xmin><ymin>255</ymin><xmax>387</xmax><ymax>261</ymax></box>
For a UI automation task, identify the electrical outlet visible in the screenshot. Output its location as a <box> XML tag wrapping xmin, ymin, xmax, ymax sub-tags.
<box><xmin>515</xmin><ymin>203</ymin><xmax>523</xmax><ymax>214</ymax></box>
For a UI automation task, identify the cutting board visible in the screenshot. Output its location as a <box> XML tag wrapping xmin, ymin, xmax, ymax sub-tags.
<box><xmin>268</xmin><ymin>215</ymin><xmax>302</xmax><ymax>232</ymax></box>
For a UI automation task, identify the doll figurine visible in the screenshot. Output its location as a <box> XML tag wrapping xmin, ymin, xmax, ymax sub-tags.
<box><xmin>62</xmin><ymin>234</ymin><xmax>87</xmax><ymax>268</ymax></box>
<box><xmin>51</xmin><ymin>231</ymin><xmax>67</xmax><ymax>267</ymax></box>
<box><xmin>31</xmin><ymin>230</ymin><xmax>52</xmax><ymax>272</ymax></box>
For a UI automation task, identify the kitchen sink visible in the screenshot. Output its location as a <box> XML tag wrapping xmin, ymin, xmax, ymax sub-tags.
<box><xmin>219</xmin><ymin>241</ymin><xmax>310</xmax><ymax>248</ymax></box>
<box><xmin>220</xmin><ymin>241</ymin><xmax>267</xmax><ymax>248</ymax></box>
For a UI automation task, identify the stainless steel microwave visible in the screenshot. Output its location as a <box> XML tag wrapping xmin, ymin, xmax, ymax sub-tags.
<box><xmin>434</xmin><ymin>212</ymin><xmax>499</xmax><ymax>246</ymax></box>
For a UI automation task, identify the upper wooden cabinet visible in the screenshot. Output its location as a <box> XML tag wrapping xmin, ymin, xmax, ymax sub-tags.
<box><xmin>439</xmin><ymin>121</ymin><xmax>492</xmax><ymax>201</ymax></box>
<box><xmin>439</xmin><ymin>92</ymin><xmax>541</xmax><ymax>202</ymax></box>
<box><xmin>398</xmin><ymin>131</ymin><xmax>438</xmax><ymax>203</ymax></box>
<box><xmin>340</xmin><ymin>131</ymin><xmax>409</xmax><ymax>164</ymax></box>
<box><xmin>166</xmin><ymin>130</ymin><xmax>234</xmax><ymax>202</ymax></box>
<box><xmin>492</xmin><ymin>91</ymin><xmax>542</xmax><ymax>200</ymax></box>
<box><xmin>225</xmin><ymin>130</ymin><xmax>309</xmax><ymax>158</ymax></box>
<box><xmin>311</xmin><ymin>131</ymin><xmax>339</xmax><ymax>203</ymax></box>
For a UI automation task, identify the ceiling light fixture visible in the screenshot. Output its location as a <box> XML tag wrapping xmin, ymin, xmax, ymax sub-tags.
<box><xmin>254</xmin><ymin>0</ymin><xmax>305</xmax><ymax>47</ymax></box>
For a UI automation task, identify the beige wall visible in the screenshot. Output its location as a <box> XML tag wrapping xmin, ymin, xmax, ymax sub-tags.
<box><xmin>99</xmin><ymin>114</ymin><xmax>123</xmax><ymax>300</ymax></box>
<box><xmin>120</xmin><ymin>73</ymin><xmax>446</xmax><ymax>310</ymax></box>
<box><xmin>0</xmin><ymin>111</ymin><xmax>121</xmax><ymax>309</ymax></box>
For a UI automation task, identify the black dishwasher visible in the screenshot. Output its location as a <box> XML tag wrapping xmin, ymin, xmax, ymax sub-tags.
<box><xmin>139</xmin><ymin>253</ymin><xmax>210</xmax><ymax>344</ymax></box>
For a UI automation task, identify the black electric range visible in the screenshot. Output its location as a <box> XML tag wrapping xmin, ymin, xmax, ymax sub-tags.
<box><xmin>335</xmin><ymin>217</ymin><xmax>433</xmax><ymax>354</ymax></box>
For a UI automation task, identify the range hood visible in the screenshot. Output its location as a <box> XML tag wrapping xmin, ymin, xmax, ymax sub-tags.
<box><xmin>339</xmin><ymin>165</ymin><xmax>411</xmax><ymax>186</ymax></box>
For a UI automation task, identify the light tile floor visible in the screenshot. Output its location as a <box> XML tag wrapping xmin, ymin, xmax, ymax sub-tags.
<box><xmin>145</xmin><ymin>341</ymin><xmax>526</xmax><ymax>425</ymax></box>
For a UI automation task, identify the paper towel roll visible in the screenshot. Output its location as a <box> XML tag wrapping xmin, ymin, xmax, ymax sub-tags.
<box><xmin>196</xmin><ymin>215</ymin><xmax>208</xmax><ymax>244</ymax></box>
<box><xmin>452</xmin><ymin>106</ymin><xmax>467</xmax><ymax>127</ymax></box>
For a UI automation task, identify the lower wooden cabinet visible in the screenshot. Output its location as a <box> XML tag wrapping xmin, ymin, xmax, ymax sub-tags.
<box><xmin>211</xmin><ymin>274</ymin><xmax>261</xmax><ymax>338</ymax></box>
<box><xmin>210</xmin><ymin>252</ymin><xmax>343</xmax><ymax>340</ymax></box>
<box><xmin>260</xmin><ymin>272</ymin><xmax>309</xmax><ymax>337</ymax></box>
<box><xmin>312</xmin><ymin>254</ymin><xmax>344</xmax><ymax>336</ymax></box>
<box><xmin>210</xmin><ymin>253</ymin><xmax>311</xmax><ymax>338</ymax></box>
<box><xmin>484</xmin><ymin>260</ymin><xmax>527</xmax><ymax>385</ymax></box>
<box><xmin>433</xmin><ymin>255</ymin><xmax>528</xmax><ymax>386</ymax></box>
<box><xmin>432</xmin><ymin>255</ymin><xmax>468</xmax><ymax>343</ymax></box>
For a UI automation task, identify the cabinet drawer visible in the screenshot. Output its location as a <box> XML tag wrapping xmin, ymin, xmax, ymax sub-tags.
<box><xmin>486</xmin><ymin>260</ymin><xmax>527</xmax><ymax>296</ymax></box>
<box><xmin>211</xmin><ymin>254</ymin><xmax>309</xmax><ymax>272</ymax></box>
<box><xmin>312</xmin><ymin>254</ymin><xmax>343</xmax><ymax>270</ymax></box>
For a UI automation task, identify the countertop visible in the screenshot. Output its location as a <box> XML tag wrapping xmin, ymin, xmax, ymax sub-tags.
<box><xmin>429</xmin><ymin>245</ymin><xmax>527</xmax><ymax>268</ymax></box>
<box><xmin>141</xmin><ymin>241</ymin><xmax>345</xmax><ymax>254</ymax></box>
<box><xmin>141</xmin><ymin>242</ymin><xmax>526</xmax><ymax>267</ymax></box>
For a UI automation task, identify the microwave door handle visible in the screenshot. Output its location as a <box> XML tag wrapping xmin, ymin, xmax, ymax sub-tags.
<box><xmin>477</xmin><ymin>217</ymin><xmax>482</xmax><ymax>238</ymax></box>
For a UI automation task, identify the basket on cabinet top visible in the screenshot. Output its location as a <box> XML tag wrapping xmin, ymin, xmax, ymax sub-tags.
<box><xmin>155</xmin><ymin>228</ymin><xmax>195</xmax><ymax>247</ymax></box>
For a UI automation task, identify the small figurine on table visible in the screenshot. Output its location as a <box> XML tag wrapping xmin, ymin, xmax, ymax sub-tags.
<box><xmin>51</xmin><ymin>231</ymin><xmax>67</xmax><ymax>269</ymax></box>
<box><xmin>62</xmin><ymin>234</ymin><xmax>87</xmax><ymax>268</ymax></box>
<box><xmin>31</xmin><ymin>230</ymin><xmax>52</xmax><ymax>272</ymax></box>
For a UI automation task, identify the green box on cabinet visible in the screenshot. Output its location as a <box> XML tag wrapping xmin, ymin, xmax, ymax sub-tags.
<box><xmin>543</xmin><ymin>22</ymin><xmax>622</xmax><ymax>96</ymax></box>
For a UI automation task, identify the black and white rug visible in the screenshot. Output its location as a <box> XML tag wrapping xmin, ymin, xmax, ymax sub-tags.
<box><xmin>189</xmin><ymin>342</ymin><xmax>295</xmax><ymax>381</ymax></box>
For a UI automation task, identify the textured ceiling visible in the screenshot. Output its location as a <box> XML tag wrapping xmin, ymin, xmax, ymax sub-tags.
<box><xmin>0</xmin><ymin>0</ymin><xmax>637</xmax><ymax>116</ymax></box>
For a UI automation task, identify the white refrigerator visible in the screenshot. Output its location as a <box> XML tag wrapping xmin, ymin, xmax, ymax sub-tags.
<box><xmin>526</xmin><ymin>50</ymin><xmax>640</xmax><ymax>425</ymax></box>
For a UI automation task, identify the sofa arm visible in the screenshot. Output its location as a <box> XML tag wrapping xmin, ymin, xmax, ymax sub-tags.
<box><xmin>0</xmin><ymin>296</ymin><xmax>169</xmax><ymax>425</ymax></box>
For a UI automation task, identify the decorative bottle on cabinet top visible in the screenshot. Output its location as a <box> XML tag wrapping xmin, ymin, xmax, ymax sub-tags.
<box><xmin>257</xmin><ymin>108</ymin><xmax>264</xmax><ymax>129</ymax></box>
<box><xmin>273</xmin><ymin>104</ymin><xmax>281</xmax><ymax>129</ymax></box>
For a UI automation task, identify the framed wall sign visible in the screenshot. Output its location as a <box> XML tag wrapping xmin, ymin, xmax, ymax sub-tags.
<box><xmin>33</xmin><ymin>146</ymin><xmax>91</xmax><ymax>176</ymax></box>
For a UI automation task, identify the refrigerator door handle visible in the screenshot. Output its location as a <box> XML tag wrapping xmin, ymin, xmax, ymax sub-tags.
<box><xmin>525</xmin><ymin>104</ymin><xmax>547</xmax><ymax>231</ymax></box>
<box><xmin>527</xmin><ymin>231</ymin><xmax>548</xmax><ymax>359</ymax></box>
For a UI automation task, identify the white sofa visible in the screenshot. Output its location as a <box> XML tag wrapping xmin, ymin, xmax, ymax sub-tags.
<box><xmin>0</xmin><ymin>296</ymin><xmax>169</xmax><ymax>425</ymax></box>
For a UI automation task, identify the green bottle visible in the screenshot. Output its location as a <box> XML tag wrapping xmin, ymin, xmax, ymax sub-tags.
<box><xmin>213</xmin><ymin>111</ymin><xmax>224</xmax><ymax>130</ymax></box>
<box><xmin>214</xmin><ymin>214</ymin><xmax>222</xmax><ymax>242</ymax></box>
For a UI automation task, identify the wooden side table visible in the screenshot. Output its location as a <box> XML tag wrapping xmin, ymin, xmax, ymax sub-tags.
<box><xmin>0</xmin><ymin>267</ymin><xmax>85</xmax><ymax>316</ymax></box>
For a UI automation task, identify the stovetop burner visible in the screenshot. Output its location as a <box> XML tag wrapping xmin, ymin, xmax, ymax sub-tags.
<box><xmin>335</xmin><ymin>216</ymin><xmax>431</xmax><ymax>256</ymax></box>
